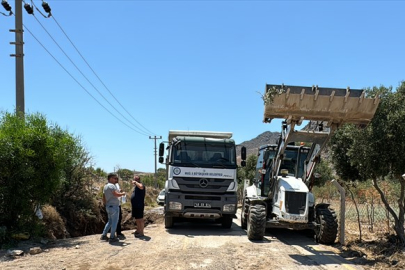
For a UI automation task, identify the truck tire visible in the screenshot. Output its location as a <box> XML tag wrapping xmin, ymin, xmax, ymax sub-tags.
<box><xmin>247</xmin><ymin>204</ymin><xmax>266</xmax><ymax>240</ymax></box>
<box><xmin>165</xmin><ymin>216</ymin><xmax>174</xmax><ymax>228</ymax></box>
<box><xmin>221</xmin><ymin>215</ymin><xmax>233</xmax><ymax>228</ymax></box>
<box><xmin>241</xmin><ymin>199</ymin><xmax>249</xmax><ymax>229</ymax></box>
<box><xmin>315</xmin><ymin>207</ymin><xmax>338</xmax><ymax>244</ymax></box>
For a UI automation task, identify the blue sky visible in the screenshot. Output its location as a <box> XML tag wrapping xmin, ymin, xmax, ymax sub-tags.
<box><xmin>1</xmin><ymin>0</ymin><xmax>404</xmax><ymax>173</ymax></box>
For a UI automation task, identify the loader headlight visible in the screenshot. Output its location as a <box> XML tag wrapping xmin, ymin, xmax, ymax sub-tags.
<box><xmin>223</xmin><ymin>204</ymin><xmax>236</xmax><ymax>212</ymax></box>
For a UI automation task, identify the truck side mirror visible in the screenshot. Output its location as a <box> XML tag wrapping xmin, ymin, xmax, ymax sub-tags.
<box><xmin>241</xmin><ymin>160</ymin><xmax>246</xmax><ymax>167</ymax></box>
<box><xmin>159</xmin><ymin>157</ymin><xmax>164</xmax><ymax>164</ymax></box>
<box><xmin>159</xmin><ymin>142</ymin><xmax>165</xmax><ymax>157</ymax></box>
<box><xmin>241</xmin><ymin>146</ymin><xmax>246</xmax><ymax>161</ymax></box>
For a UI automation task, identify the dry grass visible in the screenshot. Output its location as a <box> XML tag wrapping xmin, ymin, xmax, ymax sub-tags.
<box><xmin>41</xmin><ymin>205</ymin><xmax>67</xmax><ymax>239</ymax></box>
<box><xmin>336</xmin><ymin>229</ymin><xmax>405</xmax><ymax>269</ymax></box>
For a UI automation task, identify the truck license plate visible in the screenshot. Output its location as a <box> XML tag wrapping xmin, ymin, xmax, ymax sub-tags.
<box><xmin>194</xmin><ymin>202</ymin><xmax>211</xmax><ymax>208</ymax></box>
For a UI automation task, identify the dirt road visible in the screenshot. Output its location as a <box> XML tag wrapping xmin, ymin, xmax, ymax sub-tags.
<box><xmin>1</xmin><ymin>208</ymin><xmax>366</xmax><ymax>270</ymax></box>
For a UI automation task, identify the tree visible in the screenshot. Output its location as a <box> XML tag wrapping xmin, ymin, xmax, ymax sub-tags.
<box><xmin>331</xmin><ymin>82</ymin><xmax>405</xmax><ymax>245</ymax></box>
<box><xmin>237</xmin><ymin>154</ymin><xmax>258</xmax><ymax>184</ymax></box>
<box><xmin>0</xmin><ymin>112</ymin><xmax>91</xmax><ymax>233</ymax></box>
<box><xmin>117</xmin><ymin>168</ymin><xmax>134</xmax><ymax>181</ymax></box>
<box><xmin>330</xmin><ymin>124</ymin><xmax>362</xmax><ymax>182</ymax></box>
<box><xmin>313</xmin><ymin>159</ymin><xmax>334</xmax><ymax>187</ymax></box>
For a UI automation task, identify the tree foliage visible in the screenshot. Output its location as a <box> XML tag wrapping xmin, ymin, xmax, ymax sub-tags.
<box><xmin>0</xmin><ymin>112</ymin><xmax>95</xmax><ymax>236</ymax></box>
<box><xmin>330</xmin><ymin>81</ymin><xmax>405</xmax><ymax>245</ymax></box>
<box><xmin>312</xmin><ymin>159</ymin><xmax>334</xmax><ymax>187</ymax></box>
<box><xmin>117</xmin><ymin>168</ymin><xmax>134</xmax><ymax>181</ymax></box>
<box><xmin>237</xmin><ymin>154</ymin><xmax>258</xmax><ymax>184</ymax></box>
<box><xmin>330</xmin><ymin>124</ymin><xmax>362</xmax><ymax>181</ymax></box>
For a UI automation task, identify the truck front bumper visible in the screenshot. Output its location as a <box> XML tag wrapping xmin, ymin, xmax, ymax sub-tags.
<box><xmin>165</xmin><ymin>191</ymin><xmax>237</xmax><ymax>219</ymax></box>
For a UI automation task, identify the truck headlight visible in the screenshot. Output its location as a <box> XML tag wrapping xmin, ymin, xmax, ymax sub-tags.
<box><xmin>226</xmin><ymin>181</ymin><xmax>237</xmax><ymax>191</ymax></box>
<box><xmin>169</xmin><ymin>201</ymin><xmax>182</xmax><ymax>210</ymax></box>
<box><xmin>223</xmin><ymin>204</ymin><xmax>236</xmax><ymax>212</ymax></box>
<box><xmin>168</xmin><ymin>179</ymin><xmax>180</xmax><ymax>189</ymax></box>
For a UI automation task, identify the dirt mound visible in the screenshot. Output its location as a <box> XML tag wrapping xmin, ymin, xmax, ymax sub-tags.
<box><xmin>335</xmin><ymin>233</ymin><xmax>405</xmax><ymax>269</ymax></box>
<box><xmin>121</xmin><ymin>207</ymin><xmax>164</xmax><ymax>231</ymax></box>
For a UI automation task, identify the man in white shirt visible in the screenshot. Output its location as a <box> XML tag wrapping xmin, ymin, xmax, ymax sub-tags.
<box><xmin>115</xmin><ymin>177</ymin><xmax>125</xmax><ymax>238</ymax></box>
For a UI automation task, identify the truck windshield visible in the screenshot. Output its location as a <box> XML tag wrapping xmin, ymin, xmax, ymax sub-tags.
<box><xmin>171</xmin><ymin>141</ymin><xmax>236</xmax><ymax>168</ymax></box>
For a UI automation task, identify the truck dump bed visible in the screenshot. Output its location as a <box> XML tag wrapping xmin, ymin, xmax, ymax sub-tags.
<box><xmin>168</xmin><ymin>130</ymin><xmax>232</xmax><ymax>142</ymax></box>
<box><xmin>263</xmin><ymin>84</ymin><xmax>380</xmax><ymax>125</ymax></box>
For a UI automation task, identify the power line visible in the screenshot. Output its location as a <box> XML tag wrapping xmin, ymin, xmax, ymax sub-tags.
<box><xmin>23</xmin><ymin>23</ymin><xmax>149</xmax><ymax>135</ymax></box>
<box><xmin>51</xmin><ymin>14</ymin><xmax>156</xmax><ymax>136</ymax></box>
<box><xmin>29</xmin><ymin>13</ymin><xmax>151</xmax><ymax>136</ymax></box>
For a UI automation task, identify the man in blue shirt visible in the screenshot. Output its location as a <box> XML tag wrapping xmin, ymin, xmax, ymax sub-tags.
<box><xmin>100</xmin><ymin>173</ymin><xmax>126</xmax><ymax>243</ymax></box>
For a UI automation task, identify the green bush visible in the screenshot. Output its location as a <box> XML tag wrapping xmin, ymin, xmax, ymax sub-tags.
<box><xmin>0</xmin><ymin>112</ymin><xmax>95</xmax><ymax>238</ymax></box>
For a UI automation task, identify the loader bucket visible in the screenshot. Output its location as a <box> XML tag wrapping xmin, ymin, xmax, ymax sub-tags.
<box><xmin>263</xmin><ymin>84</ymin><xmax>380</xmax><ymax>125</ymax></box>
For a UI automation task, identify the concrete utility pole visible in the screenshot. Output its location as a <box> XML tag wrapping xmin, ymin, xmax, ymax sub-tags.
<box><xmin>149</xmin><ymin>135</ymin><xmax>162</xmax><ymax>188</ymax></box>
<box><xmin>10</xmin><ymin>0</ymin><xmax>25</xmax><ymax>116</ymax></box>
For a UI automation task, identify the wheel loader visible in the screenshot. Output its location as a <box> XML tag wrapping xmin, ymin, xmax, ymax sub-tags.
<box><xmin>241</xmin><ymin>84</ymin><xmax>380</xmax><ymax>243</ymax></box>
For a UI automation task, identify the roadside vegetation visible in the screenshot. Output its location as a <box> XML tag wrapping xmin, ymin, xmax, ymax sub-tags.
<box><xmin>330</xmin><ymin>81</ymin><xmax>405</xmax><ymax>245</ymax></box>
<box><xmin>0</xmin><ymin>111</ymin><xmax>165</xmax><ymax>247</ymax></box>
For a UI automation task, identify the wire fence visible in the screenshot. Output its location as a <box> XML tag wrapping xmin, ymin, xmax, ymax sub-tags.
<box><xmin>315</xmin><ymin>185</ymin><xmax>398</xmax><ymax>240</ymax></box>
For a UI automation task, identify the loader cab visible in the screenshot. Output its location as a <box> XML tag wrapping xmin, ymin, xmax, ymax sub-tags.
<box><xmin>256</xmin><ymin>144</ymin><xmax>311</xmax><ymax>197</ymax></box>
<box><xmin>278</xmin><ymin>145</ymin><xmax>311</xmax><ymax>179</ymax></box>
<box><xmin>255</xmin><ymin>144</ymin><xmax>277</xmax><ymax>196</ymax></box>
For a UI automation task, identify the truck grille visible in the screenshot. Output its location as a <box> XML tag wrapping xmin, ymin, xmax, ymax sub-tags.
<box><xmin>285</xmin><ymin>191</ymin><xmax>306</xmax><ymax>215</ymax></box>
<box><xmin>174</xmin><ymin>177</ymin><xmax>233</xmax><ymax>194</ymax></box>
<box><xmin>185</xmin><ymin>195</ymin><xmax>221</xmax><ymax>201</ymax></box>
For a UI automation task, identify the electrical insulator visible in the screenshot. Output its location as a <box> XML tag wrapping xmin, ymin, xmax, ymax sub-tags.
<box><xmin>42</xmin><ymin>1</ymin><xmax>51</xmax><ymax>13</ymax></box>
<box><xmin>1</xmin><ymin>0</ymin><xmax>12</xmax><ymax>12</ymax></box>
<box><xmin>24</xmin><ymin>4</ymin><xmax>34</xmax><ymax>14</ymax></box>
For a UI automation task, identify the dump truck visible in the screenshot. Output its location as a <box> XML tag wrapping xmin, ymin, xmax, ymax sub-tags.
<box><xmin>241</xmin><ymin>84</ymin><xmax>380</xmax><ymax>243</ymax></box>
<box><xmin>158</xmin><ymin>130</ymin><xmax>243</xmax><ymax>228</ymax></box>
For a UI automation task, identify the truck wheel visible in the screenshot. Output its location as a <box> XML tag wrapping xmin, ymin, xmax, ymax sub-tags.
<box><xmin>165</xmin><ymin>216</ymin><xmax>174</xmax><ymax>228</ymax></box>
<box><xmin>221</xmin><ymin>215</ymin><xmax>233</xmax><ymax>228</ymax></box>
<box><xmin>247</xmin><ymin>204</ymin><xmax>266</xmax><ymax>240</ymax></box>
<box><xmin>315</xmin><ymin>207</ymin><xmax>338</xmax><ymax>244</ymax></box>
<box><xmin>241</xmin><ymin>199</ymin><xmax>249</xmax><ymax>229</ymax></box>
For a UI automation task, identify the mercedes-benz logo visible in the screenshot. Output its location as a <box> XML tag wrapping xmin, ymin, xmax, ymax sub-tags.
<box><xmin>173</xmin><ymin>167</ymin><xmax>181</xmax><ymax>175</ymax></box>
<box><xmin>199</xmin><ymin>178</ymin><xmax>209</xmax><ymax>188</ymax></box>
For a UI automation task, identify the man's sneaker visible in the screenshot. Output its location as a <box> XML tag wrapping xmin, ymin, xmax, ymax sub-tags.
<box><xmin>100</xmin><ymin>235</ymin><xmax>109</xmax><ymax>241</ymax></box>
<box><xmin>109</xmin><ymin>237</ymin><xmax>119</xmax><ymax>243</ymax></box>
<box><xmin>117</xmin><ymin>233</ymin><xmax>126</xmax><ymax>239</ymax></box>
<box><xmin>135</xmin><ymin>233</ymin><xmax>144</xmax><ymax>238</ymax></box>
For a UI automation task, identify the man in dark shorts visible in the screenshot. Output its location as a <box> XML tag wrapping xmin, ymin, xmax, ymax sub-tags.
<box><xmin>131</xmin><ymin>175</ymin><xmax>145</xmax><ymax>237</ymax></box>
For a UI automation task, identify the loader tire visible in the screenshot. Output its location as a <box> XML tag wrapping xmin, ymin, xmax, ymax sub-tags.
<box><xmin>315</xmin><ymin>207</ymin><xmax>338</xmax><ymax>244</ymax></box>
<box><xmin>247</xmin><ymin>204</ymin><xmax>266</xmax><ymax>240</ymax></box>
<box><xmin>241</xmin><ymin>199</ymin><xmax>249</xmax><ymax>229</ymax></box>
<box><xmin>165</xmin><ymin>216</ymin><xmax>174</xmax><ymax>228</ymax></box>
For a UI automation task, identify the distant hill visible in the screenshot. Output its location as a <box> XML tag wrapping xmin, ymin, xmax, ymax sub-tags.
<box><xmin>236</xmin><ymin>131</ymin><xmax>280</xmax><ymax>157</ymax></box>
